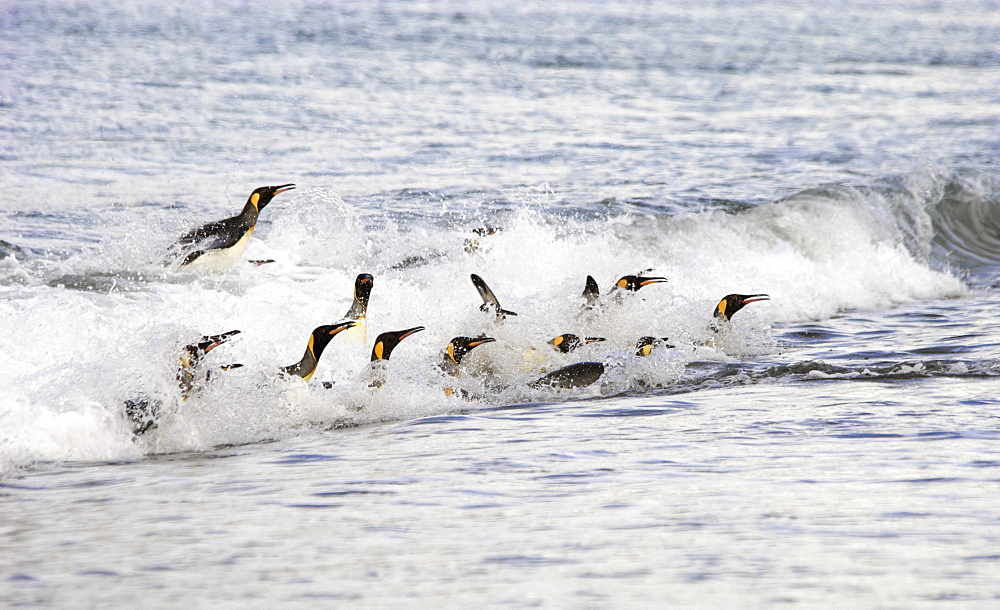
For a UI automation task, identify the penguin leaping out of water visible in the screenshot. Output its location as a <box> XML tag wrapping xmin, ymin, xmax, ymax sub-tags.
<box><xmin>170</xmin><ymin>183</ymin><xmax>295</xmax><ymax>270</ymax></box>
<box><xmin>280</xmin><ymin>321</ymin><xmax>357</xmax><ymax>381</ymax></box>
<box><xmin>471</xmin><ymin>274</ymin><xmax>517</xmax><ymax>323</ymax></box>
<box><xmin>124</xmin><ymin>329</ymin><xmax>243</xmax><ymax>436</ymax></box>
<box><xmin>368</xmin><ymin>326</ymin><xmax>425</xmax><ymax>388</ymax></box>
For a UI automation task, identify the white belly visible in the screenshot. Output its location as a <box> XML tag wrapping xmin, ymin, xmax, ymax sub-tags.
<box><xmin>183</xmin><ymin>228</ymin><xmax>254</xmax><ymax>272</ymax></box>
<box><xmin>340</xmin><ymin>317</ymin><xmax>368</xmax><ymax>346</ymax></box>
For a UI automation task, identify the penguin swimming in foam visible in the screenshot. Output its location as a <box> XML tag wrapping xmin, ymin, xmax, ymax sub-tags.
<box><xmin>368</xmin><ymin>326</ymin><xmax>425</xmax><ymax>389</ymax></box>
<box><xmin>550</xmin><ymin>334</ymin><xmax>606</xmax><ymax>354</ymax></box>
<box><xmin>280</xmin><ymin>321</ymin><xmax>357</xmax><ymax>381</ymax></box>
<box><xmin>529</xmin><ymin>361</ymin><xmax>606</xmax><ymax>391</ymax></box>
<box><xmin>439</xmin><ymin>335</ymin><xmax>496</xmax><ymax>398</ymax></box>
<box><xmin>440</xmin><ymin>335</ymin><xmax>496</xmax><ymax>377</ymax></box>
<box><xmin>471</xmin><ymin>274</ymin><xmax>517</xmax><ymax>323</ymax></box>
<box><xmin>710</xmin><ymin>294</ymin><xmax>770</xmax><ymax>330</ymax></box>
<box><xmin>581</xmin><ymin>271</ymin><xmax>667</xmax><ymax>311</ymax></box>
<box><xmin>124</xmin><ymin>330</ymin><xmax>242</xmax><ymax>436</ymax></box>
<box><xmin>171</xmin><ymin>183</ymin><xmax>295</xmax><ymax>270</ymax></box>
<box><xmin>609</xmin><ymin>271</ymin><xmax>668</xmax><ymax>296</ymax></box>
<box><xmin>634</xmin><ymin>336</ymin><xmax>674</xmax><ymax>357</ymax></box>
<box><xmin>520</xmin><ymin>333</ymin><xmax>603</xmax><ymax>373</ymax></box>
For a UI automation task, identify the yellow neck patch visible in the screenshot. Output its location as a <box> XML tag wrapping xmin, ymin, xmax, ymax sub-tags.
<box><xmin>617</xmin><ymin>278</ymin><xmax>628</xmax><ymax>288</ymax></box>
<box><xmin>552</xmin><ymin>336</ymin><xmax>564</xmax><ymax>347</ymax></box>
<box><xmin>250</xmin><ymin>192</ymin><xmax>260</xmax><ymax>210</ymax></box>
<box><xmin>717</xmin><ymin>299</ymin><xmax>727</xmax><ymax>318</ymax></box>
<box><xmin>374</xmin><ymin>341</ymin><xmax>384</xmax><ymax>360</ymax></box>
<box><xmin>641</xmin><ymin>344</ymin><xmax>653</xmax><ymax>357</ymax></box>
<box><xmin>447</xmin><ymin>343</ymin><xmax>457</xmax><ymax>363</ymax></box>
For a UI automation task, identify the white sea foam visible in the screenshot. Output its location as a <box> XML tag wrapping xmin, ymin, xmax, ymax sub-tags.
<box><xmin>0</xmin><ymin>174</ymin><xmax>976</xmax><ymax>473</ymax></box>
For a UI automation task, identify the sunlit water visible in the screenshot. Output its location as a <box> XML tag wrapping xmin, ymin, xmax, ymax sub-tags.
<box><xmin>2</xmin><ymin>0</ymin><xmax>999</xmax><ymax>605</ymax></box>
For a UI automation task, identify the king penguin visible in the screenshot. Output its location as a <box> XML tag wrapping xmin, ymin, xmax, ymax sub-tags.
<box><xmin>609</xmin><ymin>272</ymin><xmax>668</xmax><ymax>294</ymax></box>
<box><xmin>124</xmin><ymin>329</ymin><xmax>242</xmax><ymax>436</ymax></box>
<box><xmin>339</xmin><ymin>273</ymin><xmax>374</xmax><ymax>345</ymax></box>
<box><xmin>440</xmin><ymin>335</ymin><xmax>496</xmax><ymax>398</ymax></box>
<box><xmin>712</xmin><ymin>294</ymin><xmax>770</xmax><ymax>327</ymax></box>
<box><xmin>368</xmin><ymin>326</ymin><xmax>425</xmax><ymax>388</ymax></box>
<box><xmin>580</xmin><ymin>271</ymin><xmax>667</xmax><ymax>312</ymax></box>
<box><xmin>440</xmin><ymin>335</ymin><xmax>496</xmax><ymax>377</ymax></box>
<box><xmin>172</xmin><ymin>183</ymin><xmax>295</xmax><ymax>270</ymax></box>
<box><xmin>634</xmin><ymin>336</ymin><xmax>674</xmax><ymax>357</ymax></box>
<box><xmin>550</xmin><ymin>334</ymin><xmax>606</xmax><ymax>354</ymax></box>
<box><xmin>280</xmin><ymin>321</ymin><xmax>357</xmax><ymax>381</ymax></box>
<box><xmin>529</xmin><ymin>361</ymin><xmax>605</xmax><ymax>391</ymax></box>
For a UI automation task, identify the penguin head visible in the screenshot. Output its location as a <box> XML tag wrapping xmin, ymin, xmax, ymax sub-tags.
<box><xmin>181</xmin><ymin>329</ymin><xmax>242</xmax><ymax>369</ymax></box>
<box><xmin>634</xmin><ymin>336</ymin><xmax>674</xmax><ymax>356</ymax></box>
<box><xmin>614</xmin><ymin>274</ymin><xmax>667</xmax><ymax>292</ymax></box>
<box><xmin>354</xmin><ymin>273</ymin><xmax>374</xmax><ymax>311</ymax></box>
<box><xmin>714</xmin><ymin>294</ymin><xmax>770</xmax><ymax>322</ymax></box>
<box><xmin>248</xmin><ymin>183</ymin><xmax>296</xmax><ymax>212</ymax></box>
<box><xmin>445</xmin><ymin>335</ymin><xmax>496</xmax><ymax>364</ymax></box>
<box><xmin>550</xmin><ymin>334</ymin><xmax>606</xmax><ymax>354</ymax></box>
<box><xmin>371</xmin><ymin>326</ymin><xmax>425</xmax><ymax>362</ymax></box>
<box><xmin>309</xmin><ymin>321</ymin><xmax>358</xmax><ymax>360</ymax></box>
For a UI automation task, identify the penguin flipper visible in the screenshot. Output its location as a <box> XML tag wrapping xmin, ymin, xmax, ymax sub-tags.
<box><xmin>471</xmin><ymin>274</ymin><xmax>517</xmax><ymax>320</ymax></box>
<box><xmin>471</xmin><ymin>273</ymin><xmax>500</xmax><ymax>309</ymax></box>
<box><xmin>529</xmin><ymin>361</ymin><xmax>605</xmax><ymax>390</ymax></box>
<box><xmin>583</xmin><ymin>275</ymin><xmax>600</xmax><ymax>306</ymax></box>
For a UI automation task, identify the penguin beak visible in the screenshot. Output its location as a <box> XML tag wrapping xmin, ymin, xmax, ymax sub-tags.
<box><xmin>741</xmin><ymin>294</ymin><xmax>770</xmax><ymax>305</ymax></box>
<box><xmin>468</xmin><ymin>337</ymin><xmax>496</xmax><ymax>348</ymax></box>
<box><xmin>330</xmin><ymin>320</ymin><xmax>358</xmax><ymax>335</ymax></box>
<box><xmin>397</xmin><ymin>326</ymin><xmax>426</xmax><ymax>341</ymax></box>
<box><xmin>272</xmin><ymin>184</ymin><xmax>296</xmax><ymax>196</ymax></box>
<box><xmin>202</xmin><ymin>329</ymin><xmax>241</xmax><ymax>353</ymax></box>
<box><xmin>583</xmin><ymin>337</ymin><xmax>605</xmax><ymax>345</ymax></box>
<box><xmin>638</xmin><ymin>277</ymin><xmax>667</xmax><ymax>287</ymax></box>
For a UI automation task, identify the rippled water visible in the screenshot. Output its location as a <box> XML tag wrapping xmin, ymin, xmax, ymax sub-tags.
<box><xmin>2</xmin><ymin>0</ymin><xmax>1000</xmax><ymax>605</ymax></box>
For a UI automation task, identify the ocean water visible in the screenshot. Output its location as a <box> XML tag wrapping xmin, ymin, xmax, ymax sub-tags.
<box><xmin>2</xmin><ymin>0</ymin><xmax>1000</xmax><ymax>605</ymax></box>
